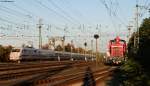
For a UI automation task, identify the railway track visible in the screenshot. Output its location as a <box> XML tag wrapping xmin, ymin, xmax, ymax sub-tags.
<box><xmin>34</xmin><ymin>66</ymin><xmax>115</xmax><ymax>86</ymax></box>
<box><xmin>0</xmin><ymin>61</ymin><xmax>94</xmax><ymax>86</ymax></box>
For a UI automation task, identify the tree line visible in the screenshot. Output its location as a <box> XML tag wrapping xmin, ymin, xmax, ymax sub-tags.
<box><xmin>42</xmin><ymin>43</ymin><xmax>95</xmax><ymax>54</ymax></box>
<box><xmin>121</xmin><ymin>17</ymin><xmax>150</xmax><ymax>86</ymax></box>
<box><xmin>0</xmin><ymin>45</ymin><xmax>12</xmax><ymax>62</ymax></box>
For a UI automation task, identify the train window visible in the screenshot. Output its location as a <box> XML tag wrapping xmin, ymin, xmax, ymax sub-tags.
<box><xmin>22</xmin><ymin>50</ymin><xmax>26</xmax><ymax>53</ymax></box>
<box><xmin>12</xmin><ymin>49</ymin><xmax>20</xmax><ymax>52</ymax></box>
<box><xmin>34</xmin><ymin>50</ymin><xmax>36</xmax><ymax>53</ymax></box>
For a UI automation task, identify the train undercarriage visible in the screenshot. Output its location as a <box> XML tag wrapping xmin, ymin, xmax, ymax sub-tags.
<box><xmin>103</xmin><ymin>56</ymin><xmax>125</xmax><ymax>65</ymax></box>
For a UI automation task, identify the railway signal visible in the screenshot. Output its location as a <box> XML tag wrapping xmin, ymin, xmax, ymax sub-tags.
<box><xmin>94</xmin><ymin>34</ymin><xmax>99</xmax><ymax>62</ymax></box>
<box><xmin>91</xmin><ymin>40</ymin><xmax>94</xmax><ymax>61</ymax></box>
<box><xmin>84</xmin><ymin>42</ymin><xmax>87</xmax><ymax>61</ymax></box>
<box><xmin>61</xmin><ymin>36</ymin><xmax>65</xmax><ymax>52</ymax></box>
<box><xmin>70</xmin><ymin>40</ymin><xmax>73</xmax><ymax>61</ymax></box>
<box><xmin>37</xmin><ymin>18</ymin><xmax>43</xmax><ymax>49</ymax></box>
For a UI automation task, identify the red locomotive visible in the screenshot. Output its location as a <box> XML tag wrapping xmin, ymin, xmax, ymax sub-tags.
<box><xmin>104</xmin><ymin>36</ymin><xmax>126</xmax><ymax>65</ymax></box>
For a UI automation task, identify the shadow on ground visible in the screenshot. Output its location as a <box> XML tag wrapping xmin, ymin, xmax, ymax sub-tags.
<box><xmin>106</xmin><ymin>67</ymin><xmax>126</xmax><ymax>86</ymax></box>
<box><xmin>82</xmin><ymin>67</ymin><xmax>96</xmax><ymax>86</ymax></box>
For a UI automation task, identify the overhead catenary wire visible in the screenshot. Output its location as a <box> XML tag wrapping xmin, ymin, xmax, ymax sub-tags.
<box><xmin>31</xmin><ymin>2</ymin><xmax>84</xmax><ymax>37</ymax></box>
<box><xmin>98</xmin><ymin>0</ymin><xmax>127</xmax><ymax>31</ymax></box>
<box><xmin>108</xmin><ymin>0</ymin><xmax>127</xmax><ymax>27</ymax></box>
<box><xmin>61</xmin><ymin>0</ymin><xmax>91</xmax><ymax>24</ymax></box>
<box><xmin>98</xmin><ymin>0</ymin><xmax>116</xmax><ymax>28</ymax></box>
<box><xmin>144</xmin><ymin>0</ymin><xmax>148</xmax><ymax>6</ymax></box>
<box><xmin>0</xmin><ymin>17</ymin><xmax>18</xmax><ymax>25</ymax></box>
<box><xmin>0</xmin><ymin>5</ymin><xmax>35</xmax><ymax>25</ymax></box>
<box><xmin>0</xmin><ymin>9</ymin><xmax>24</xmax><ymax>23</ymax></box>
<box><xmin>47</xmin><ymin>0</ymin><xmax>81</xmax><ymax>25</ymax></box>
<box><xmin>113</xmin><ymin>0</ymin><xmax>128</xmax><ymax>26</ymax></box>
<box><xmin>35</xmin><ymin>0</ymin><xmax>79</xmax><ymax>25</ymax></box>
<box><xmin>11</xmin><ymin>3</ymin><xmax>36</xmax><ymax>22</ymax></box>
<box><xmin>0</xmin><ymin>0</ymin><xmax>130</xmax><ymax>50</ymax></box>
<box><xmin>0</xmin><ymin>0</ymin><xmax>95</xmax><ymax>39</ymax></box>
<box><xmin>0</xmin><ymin>5</ymin><xmax>31</xmax><ymax>19</ymax></box>
<box><xmin>0</xmin><ymin>7</ymin><xmax>25</xmax><ymax>22</ymax></box>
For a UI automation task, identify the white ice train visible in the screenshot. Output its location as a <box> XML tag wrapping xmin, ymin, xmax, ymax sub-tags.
<box><xmin>9</xmin><ymin>47</ymin><xmax>95</xmax><ymax>62</ymax></box>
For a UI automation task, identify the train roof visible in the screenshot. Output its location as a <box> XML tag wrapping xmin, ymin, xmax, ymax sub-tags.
<box><xmin>109</xmin><ymin>36</ymin><xmax>126</xmax><ymax>42</ymax></box>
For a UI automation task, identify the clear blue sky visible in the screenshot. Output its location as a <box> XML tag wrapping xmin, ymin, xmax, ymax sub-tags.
<box><xmin>0</xmin><ymin>0</ymin><xmax>149</xmax><ymax>52</ymax></box>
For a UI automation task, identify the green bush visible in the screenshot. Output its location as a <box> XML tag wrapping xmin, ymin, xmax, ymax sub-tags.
<box><xmin>0</xmin><ymin>45</ymin><xmax>12</xmax><ymax>62</ymax></box>
<box><xmin>121</xmin><ymin>59</ymin><xmax>150</xmax><ymax>86</ymax></box>
<box><xmin>123</xmin><ymin>18</ymin><xmax>150</xmax><ymax>86</ymax></box>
